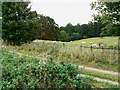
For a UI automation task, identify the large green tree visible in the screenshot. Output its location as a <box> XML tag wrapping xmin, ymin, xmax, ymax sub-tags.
<box><xmin>36</xmin><ymin>14</ymin><xmax>58</xmax><ymax>41</ymax></box>
<box><xmin>91</xmin><ymin>1</ymin><xmax>120</xmax><ymax>36</ymax></box>
<box><xmin>2</xmin><ymin>2</ymin><xmax>38</xmax><ymax>45</ymax></box>
<box><xmin>59</xmin><ymin>30</ymin><xmax>69</xmax><ymax>42</ymax></box>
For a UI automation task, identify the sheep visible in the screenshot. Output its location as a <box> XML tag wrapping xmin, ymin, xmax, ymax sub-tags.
<box><xmin>33</xmin><ymin>40</ymin><xmax>37</xmax><ymax>42</ymax></box>
<box><xmin>1</xmin><ymin>45</ymin><xmax>4</xmax><ymax>48</ymax></box>
<box><xmin>90</xmin><ymin>42</ymin><xmax>92</xmax><ymax>44</ymax></box>
<box><xmin>53</xmin><ymin>41</ymin><xmax>56</xmax><ymax>44</ymax></box>
<box><xmin>82</xmin><ymin>41</ymin><xmax>85</xmax><ymax>44</ymax></box>
<box><xmin>92</xmin><ymin>44</ymin><xmax>97</xmax><ymax>47</ymax></box>
<box><xmin>70</xmin><ymin>41</ymin><xmax>72</xmax><ymax>42</ymax></box>
<box><xmin>100</xmin><ymin>44</ymin><xmax>104</xmax><ymax>47</ymax></box>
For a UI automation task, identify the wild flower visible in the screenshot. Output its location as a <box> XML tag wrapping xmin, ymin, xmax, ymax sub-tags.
<box><xmin>43</xmin><ymin>61</ymin><xmax>46</xmax><ymax>64</ymax></box>
<box><xmin>39</xmin><ymin>60</ymin><xmax>41</xmax><ymax>64</ymax></box>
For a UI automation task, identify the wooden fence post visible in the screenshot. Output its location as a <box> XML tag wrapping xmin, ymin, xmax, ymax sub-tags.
<box><xmin>90</xmin><ymin>46</ymin><xmax>92</xmax><ymax>52</ymax></box>
<box><xmin>102</xmin><ymin>46</ymin><xmax>104</xmax><ymax>53</ymax></box>
<box><xmin>80</xmin><ymin>45</ymin><xmax>82</xmax><ymax>51</ymax></box>
<box><xmin>114</xmin><ymin>47</ymin><xmax>116</xmax><ymax>54</ymax></box>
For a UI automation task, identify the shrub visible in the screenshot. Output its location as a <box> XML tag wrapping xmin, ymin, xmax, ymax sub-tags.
<box><xmin>1</xmin><ymin>50</ymin><xmax>91</xmax><ymax>89</ymax></box>
<box><xmin>83</xmin><ymin>36</ymin><xmax>87</xmax><ymax>39</ymax></box>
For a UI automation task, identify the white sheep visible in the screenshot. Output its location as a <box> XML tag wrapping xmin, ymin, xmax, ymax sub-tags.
<box><xmin>33</xmin><ymin>40</ymin><xmax>37</xmax><ymax>42</ymax></box>
<box><xmin>1</xmin><ymin>45</ymin><xmax>4</xmax><ymax>48</ymax></box>
<box><xmin>82</xmin><ymin>41</ymin><xmax>85</xmax><ymax>44</ymax></box>
<box><xmin>53</xmin><ymin>41</ymin><xmax>56</xmax><ymax>44</ymax></box>
<box><xmin>90</xmin><ymin>42</ymin><xmax>92</xmax><ymax>44</ymax></box>
<box><xmin>70</xmin><ymin>41</ymin><xmax>72</xmax><ymax>42</ymax></box>
<box><xmin>100</xmin><ymin>44</ymin><xmax>104</xmax><ymax>47</ymax></box>
<box><xmin>92</xmin><ymin>44</ymin><xmax>97</xmax><ymax>47</ymax></box>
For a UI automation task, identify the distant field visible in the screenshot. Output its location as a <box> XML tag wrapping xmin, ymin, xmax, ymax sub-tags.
<box><xmin>35</xmin><ymin>36</ymin><xmax>119</xmax><ymax>48</ymax></box>
<box><xmin>73</xmin><ymin>36</ymin><xmax>119</xmax><ymax>47</ymax></box>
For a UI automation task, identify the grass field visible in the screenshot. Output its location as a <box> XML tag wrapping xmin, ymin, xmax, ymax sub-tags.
<box><xmin>35</xmin><ymin>36</ymin><xmax>119</xmax><ymax>48</ymax></box>
<box><xmin>1</xmin><ymin>36</ymin><xmax>119</xmax><ymax>88</ymax></box>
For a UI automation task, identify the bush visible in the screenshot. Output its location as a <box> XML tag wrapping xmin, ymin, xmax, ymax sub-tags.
<box><xmin>1</xmin><ymin>50</ymin><xmax>91</xmax><ymax>89</ymax></box>
<box><xmin>100</xmin><ymin>33</ymin><xmax>105</xmax><ymax>38</ymax></box>
<box><xmin>83</xmin><ymin>36</ymin><xmax>87</xmax><ymax>39</ymax></box>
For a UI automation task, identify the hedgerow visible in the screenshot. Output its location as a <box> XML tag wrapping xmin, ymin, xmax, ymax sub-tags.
<box><xmin>1</xmin><ymin>50</ymin><xmax>91</xmax><ymax>89</ymax></box>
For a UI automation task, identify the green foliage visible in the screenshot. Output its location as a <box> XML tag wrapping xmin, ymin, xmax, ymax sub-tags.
<box><xmin>59</xmin><ymin>22</ymin><xmax>106</xmax><ymax>41</ymax></box>
<box><xmin>2</xmin><ymin>2</ymin><xmax>38</xmax><ymax>45</ymax></box>
<box><xmin>100</xmin><ymin>33</ymin><xmax>105</xmax><ymax>38</ymax></box>
<box><xmin>83</xmin><ymin>35</ymin><xmax>87</xmax><ymax>39</ymax></box>
<box><xmin>1</xmin><ymin>50</ymin><xmax>91</xmax><ymax>89</ymax></box>
<box><xmin>2</xmin><ymin>2</ymin><xmax>58</xmax><ymax>45</ymax></box>
<box><xmin>71</xmin><ymin>33</ymin><xmax>81</xmax><ymax>40</ymax></box>
<box><xmin>101</xmin><ymin>23</ymin><xmax>120</xmax><ymax>36</ymax></box>
<box><xmin>59</xmin><ymin>30</ymin><xmax>69</xmax><ymax>42</ymax></box>
<box><xmin>81</xmin><ymin>69</ymin><xmax>118</xmax><ymax>82</ymax></box>
<box><xmin>91</xmin><ymin>1</ymin><xmax>120</xmax><ymax>36</ymax></box>
<box><xmin>81</xmin><ymin>76</ymin><xmax>118</xmax><ymax>88</ymax></box>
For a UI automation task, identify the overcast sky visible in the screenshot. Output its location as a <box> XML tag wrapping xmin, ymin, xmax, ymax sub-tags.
<box><xmin>31</xmin><ymin>0</ymin><xmax>97</xmax><ymax>27</ymax></box>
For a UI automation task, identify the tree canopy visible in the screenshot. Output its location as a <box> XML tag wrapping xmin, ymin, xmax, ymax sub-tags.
<box><xmin>2</xmin><ymin>2</ymin><xmax>58</xmax><ymax>45</ymax></box>
<box><xmin>91</xmin><ymin>1</ymin><xmax>120</xmax><ymax>36</ymax></box>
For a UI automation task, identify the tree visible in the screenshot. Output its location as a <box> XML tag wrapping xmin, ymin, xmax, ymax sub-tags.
<box><xmin>71</xmin><ymin>33</ymin><xmax>80</xmax><ymax>40</ymax></box>
<box><xmin>2</xmin><ymin>2</ymin><xmax>38</xmax><ymax>45</ymax></box>
<box><xmin>37</xmin><ymin>14</ymin><xmax>58</xmax><ymax>41</ymax></box>
<box><xmin>65</xmin><ymin>23</ymin><xmax>74</xmax><ymax>36</ymax></box>
<box><xmin>59</xmin><ymin>30</ymin><xmax>68</xmax><ymax>42</ymax></box>
<box><xmin>91</xmin><ymin>1</ymin><xmax>120</xmax><ymax>36</ymax></box>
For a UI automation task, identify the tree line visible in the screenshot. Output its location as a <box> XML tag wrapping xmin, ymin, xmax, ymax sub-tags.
<box><xmin>2</xmin><ymin>1</ymin><xmax>120</xmax><ymax>45</ymax></box>
<box><xmin>58</xmin><ymin>22</ymin><xmax>107</xmax><ymax>41</ymax></box>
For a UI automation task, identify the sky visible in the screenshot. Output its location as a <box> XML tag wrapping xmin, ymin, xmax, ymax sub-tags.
<box><xmin>30</xmin><ymin>0</ymin><xmax>97</xmax><ymax>27</ymax></box>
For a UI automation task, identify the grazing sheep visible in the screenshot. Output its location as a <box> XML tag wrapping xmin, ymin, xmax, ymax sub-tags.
<box><xmin>1</xmin><ymin>45</ymin><xmax>4</xmax><ymax>47</ymax></box>
<box><xmin>82</xmin><ymin>41</ymin><xmax>85</xmax><ymax>44</ymax></box>
<box><xmin>70</xmin><ymin>41</ymin><xmax>72</xmax><ymax>42</ymax></box>
<box><xmin>33</xmin><ymin>40</ymin><xmax>37</xmax><ymax>42</ymax></box>
<box><xmin>92</xmin><ymin>44</ymin><xmax>97</xmax><ymax>47</ymax></box>
<box><xmin>53</xmin><ymin>41</ymin><xmax>56</xmax><ymax>44</ymax></box>
<box><xmin>100</xmin><ymin>44</ymin><xmax>104</xmax><ymax>47</ymax></box>
<box><xmin>90</xmin><ymin>42</ymin><xmax>92</xmax><ymax>44</ymax></box>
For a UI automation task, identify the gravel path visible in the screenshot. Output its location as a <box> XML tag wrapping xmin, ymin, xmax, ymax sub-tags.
<box><xmin>8</xmin><ymin>50</ymin><xmax>119</xmax><ymax>85</ymax></box>
<box><xmin>78</xmin><ymin>74</ymin><xmax>119</xmax><ymax>85</ymax></box>
<box><xmin>79</xmin><ymin>65</ymin><xmax>120</xmax><ymax>76</ymax></box>
<box><xmin>9</xmin><ymin>50</ymin><xmax>119</xmax><ymax>76</ymax></box>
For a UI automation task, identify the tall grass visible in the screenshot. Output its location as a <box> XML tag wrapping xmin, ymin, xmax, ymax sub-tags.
<box><xmin>2</xmin><ymin>40</ymin><xmax>118</xmax><ymax>72</ymax></box>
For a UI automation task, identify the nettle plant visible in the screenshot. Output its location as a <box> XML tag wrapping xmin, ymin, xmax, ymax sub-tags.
<box><xmin>2</xmin><ymin>50</ymin><xmax>91</xmax><ymax>89</ymax></box>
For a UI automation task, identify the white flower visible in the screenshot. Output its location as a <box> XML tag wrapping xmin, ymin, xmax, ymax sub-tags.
<box><xmin>39</xmin><ymin>59</ymin><xmax>41</xmax><ymax>64</ymax></box>
<box><xmin>43</xmin><ymin>61</ymin><xmax>46</xmax><ymax>64</ymax></box>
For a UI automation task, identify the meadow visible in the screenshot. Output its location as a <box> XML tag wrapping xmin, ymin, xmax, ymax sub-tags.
<box><xmin>1</xmin><ymin>36</ymin><xmax>119</xmax><ymax>88</ymax></box>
